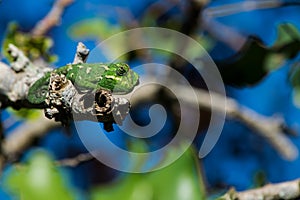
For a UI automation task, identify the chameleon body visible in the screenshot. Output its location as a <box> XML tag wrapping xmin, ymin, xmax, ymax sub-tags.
<box><xmin>27</xmin><ymin>63</ymin><xmax>139</xmax><ymax>104</ymax></box>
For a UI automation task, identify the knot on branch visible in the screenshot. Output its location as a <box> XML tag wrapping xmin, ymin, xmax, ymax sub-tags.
<box><xmin>7</xmin><ymin>44</ymin><xmax>30</xmax><ymax>72</ymax></box>
<box><xmin>94</xmin><ymin>89</ymin><xmax>113</xmax><ymax>114</ymax></box>
<box><xmin>49</xmin><ymin>73</ymin><xmax>68</xmax><ymax>91</ymax></box>
<box><xmin>44</xmin><ymin>73</ymin><xmax>74</xmax><ymax>124</ymax></box>
<box><xmin>93</xmin><ymin>89</ymin><xmax>131</xmax><ymax>132</ymax></box>
<box><xmin>43</xmin><ymin>73</ymin><xmax>131</xmax><ymax>132</ymax></box>
<box><xmin>73</xmin><ymin>42</ymin><xmax>90</xmax><ymax>64</ymax></box>
<box><xmin>46</xmin><ymin>72</ymin><xmax>73</xmax><ymax>108</ymax></box>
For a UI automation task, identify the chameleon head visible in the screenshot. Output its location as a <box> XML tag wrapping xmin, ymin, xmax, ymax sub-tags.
<box><xmin>102</xmin><ymin>63</ymin><xmax>139</xmax><ymax>94</ymax></box>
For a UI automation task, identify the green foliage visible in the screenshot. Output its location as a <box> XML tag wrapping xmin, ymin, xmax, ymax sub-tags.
<box><xmin>69</xmin><ymin>18</ymin><xmax>213</xmax><ymax>62</ymax></box>
<box><xmin>69</xmin><ymin>18</ymin><xmax>121</xmax><ymax>40</ymax></box>
<box><xmin>2</xmin><ymin>22</ymin><xmax>57</xmax><ymax>62</ymax></box>
<box><xmin>218</xmin><ymin>36</ymin><xmax>268</xmax><ymax>86</ymax></box>
<box><xmin>291</xmin><ymin>85</ymin><xmax>300</xmax><ymax>108</ymax></box>
<box><xmin>272</xmin><ymin>23</ymin><xmax>300</xmax><ymax>49</ymax></box>
<box><xmin>7</xmin><ymin>108</ymin><xmax>43</xmax><ymax>120</ymax></box>
<box><xmin>288</xmin><ymin>62</ymin><xmax>300</xmax><ymax>107</ymax></box>
<box><xmin>3</xmin><ymin>150</ymin><xmax>75</xmax><ymax>200</ymax></box>
<box><xmin>1</xmin><ymin>23</ymin><xmax>57</xmax><ymax>120</ymax></box>
<box><xmin>219</xmin><ymin>23</ymin><xmax>300</xmax><ymax>86</ymax></box>
<box><xmin>68</xmin><ymin>18</ymin><xmax>127</xmax><ymax>61</ymax></box>
<box><xmin>90</xmin><ymin>148</ymin><xmax>206</xmax><ymax>200</ymax></box>
<box><xmin>253</xmin><ymin>170</ymin><xmax>267</xmax><ymax>188</ymax></box>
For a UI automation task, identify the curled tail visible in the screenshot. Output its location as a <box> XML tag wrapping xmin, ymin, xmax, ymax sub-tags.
<box><xmin>27</xmin><ymin>76</ymin><xmax>50</xmax><ymax>104</ymax></box>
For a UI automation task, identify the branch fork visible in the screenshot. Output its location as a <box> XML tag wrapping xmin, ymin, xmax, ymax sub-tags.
<box><xmin>0</xmin><ymin>42</ymin><xmax>131</xmax><ymax>132</ymax></box>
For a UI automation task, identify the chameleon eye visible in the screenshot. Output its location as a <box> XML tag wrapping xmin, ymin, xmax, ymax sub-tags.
<box><xmin>116</xmin><ymin>64</ymin><xmax>129</xmax><ymax>76</ymax></box>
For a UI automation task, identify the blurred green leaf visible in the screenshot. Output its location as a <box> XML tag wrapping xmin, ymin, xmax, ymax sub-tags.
<box><xmin>272</xmin><ymin>23</ymin><xmax>300</xmax><ymax>49</ymax></box>
<box><xmin>4</xmin><ymin>150</ymin><xmax>74</xmax><ymax>200</ymax></box>
<box><xmin>263</xmin><ymin>53</ymin><xmax>286</xmax><ymax>71</ymax></box>
<box><xmin>142</xmin><ymin>30</ymin><xmax>212</xmax><ymax>61</ymax></box>
<box><xmin>2</xmin><ymin>22</ymin><xmax>56</xmax><ymax>62</ymax></box>
<box><xmin>7</xmin><ymin>108</ymin><xmax>43</xmax><ymax>120</ymax></box>
<box><xmin>91</xmin><ymin>148</ymin><xmax>206</xmax><ymax>200</ymax></box>
<box><xmin>288</xmin><ymin>62</ymin><xmax>300</xmax><ymax>107</ymax></box>
<box><xmin>218</xmin><ymin>36</ymin><xmax>269</xmax><ymax>86</ymax></box>
<box><xmin>69</xmin><ymin>18</ymin><xmax>213</xmax><ymax>62</ymax></box>
<box><xmin>292</xmin><ymin>86</ymin><xmax>300</xmax><ymax>108</ymax></box>
<box><xmin>253</xmin><ymin>170</ymin><xmax>267</xmax><ymax>188</ymax></box>
<box><xmin>69</xmin><ymin>18</ymin><xmax>127</xmax><ymax>61</ymax></box>
<box><xmin>68</xmin><ymin>18</ymin><xmax>121</xmax><ymax>40</ymax></box>
<box><xmin>218</xmin><ymin>23</ymin><xmax>300</xmax><ymax>86</ymax></box>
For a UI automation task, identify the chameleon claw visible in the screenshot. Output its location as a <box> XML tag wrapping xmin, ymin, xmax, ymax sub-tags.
<box><xmin>103</xmin><ymin>122</ymin><xmax>114</xmax><ymax>132</ymax></box>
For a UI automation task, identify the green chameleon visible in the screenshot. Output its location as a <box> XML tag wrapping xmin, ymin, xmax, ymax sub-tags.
<box><xmin>27</xmin><ymin>63</ymin><xmax>139</xmax><ymax>104</ymax></box>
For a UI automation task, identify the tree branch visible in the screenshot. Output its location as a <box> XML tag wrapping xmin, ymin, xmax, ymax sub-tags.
<box><xmin>175</xmin><ymin>85</ymin><xmax>298</xmax><ymax>160</ymax></box>
<box><xmin>73</xmin><ymin>42</ymin><xmax>90</xmax><ymax>64</ymax></box>
<box><xmin>31</xmin><ymin>0</ymin><xmax>74</xmax><ymax>36</ymax></box>
<box><xmin>200</xmin><ymin>15</ymin><xmax>247</xmax><ymax>51</ymax></box>
<box><xmin>0</xmin><ymin>41</ymin><xmax>132</xmax><ymax>175</ymax></box>
<box><xmin>220</xmin><ymin>179</ymin><xmax>300</xmax><ymax>200</ymax></box>
<box><xmin>0</xmin><ymin>113</ymin><xmax>61</xmax><ymax>176</ymax></box>
<box><xmin>44</xmin><ymin>72</ymin><xmax>130</xmax><ymax>131</ymax></box>
<box><xmin>2</xmin><ymin>114</ymin><xmax>60</xmax><ymax>161</ymax></box>
<box><xmin>55</xmin><ymin>152</ymin><xmax>95</xmax><ymax>167</ymax></box>
<box><xmin>0</xmin><ymin>43</ymin><xmax>131</xmax><ymax>131</ymax></box>
<box><xmin>0</xmin><ymin>44</ymin><xmax>51</xmax><ymax>107</ymax></box>
<box><xmin>202</xmin><ymin>0</ymin><xmax>300</xmax><ymax>19</ymax></box>
<box><xmin>130</xmin><ymin>83</ymin><xmax>298</xmax><ymax>160</ymax></box>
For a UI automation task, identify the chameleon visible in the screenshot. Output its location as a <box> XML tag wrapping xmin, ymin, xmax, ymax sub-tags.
<box><xmin>27</xmin><ymin>63</ymin><xmax>139</xmax><ymax>104</ymax></box>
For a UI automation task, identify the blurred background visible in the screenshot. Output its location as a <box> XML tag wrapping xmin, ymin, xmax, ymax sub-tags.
<box><xmin>0</xmin><ymin>0</ymin><xmax>300</xmax><ymax>199</ymax></box>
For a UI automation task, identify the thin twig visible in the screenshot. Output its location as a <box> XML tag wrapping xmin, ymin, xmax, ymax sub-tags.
<box><xmin>0</xmin><ymin>113</ymin><xmax>60</xmax><ymax>175</ymax></box>
<box><xmin>55</xmin><ymin>152</ymin><xmax>95</xmax><ymax>167</ymax></box>
<box><xmin>2</xmin><ymin>114</ymin><xmax>60</xmax><ymax>160</ymax></box>
<box><xmin>0</xmin><ymin>0</ymin><xmax>75</xmax><ymax>172</ymax></box>
<box><xmin>129</xmin><ymin>83</ymin><xmax>298</xmax><ymax>160</ymax></box>
<box><xmin>31</xmin><ymin>0</ymin><xmax>74</xmax><ymax>36</ymax></box>
<box><xmin>0</xmin><ymin>41</ymin><xmax>132</xmax><ymax>173</ymax></box>
<box><xmin>203</xmin><ymin>0</ymin><xmax>283</xmax><ymax>18</ymax></box>
<box><xmin>0</xmin><ymin>112</ymin><xmax>4</xmax><ymax>174</ymax></box>
<box><xmin>175</xmin><ymin>85</ymin><xmax>298</xmax><ymax>160</ymax></box>
<box><xmin>203</xmin><ymin>0</ymin><xmax>300</xmax><ymax>19</ymax></box>
<box><xmin>0</xmin><ymin>45</ymin><xmax>51</xmax><ymax>105</ymax></box>
<box><xmin>201</xmin><ymin>16</ymin><xmax>247</xmax><ymax>51</ymax></box>
<box><xmin>201</xmin><ymin>0</ymin><xmax>300</xmax><ymax>51</ymax></box>
<box><xmin>72</xmin><ymin>42</ymin><xmax>90</xmax><ymax>64</ymax></box>
<box><xmin>220</xmin><ymin>179</ymin><xmax>300</xmax><ymax>200</ymax></box>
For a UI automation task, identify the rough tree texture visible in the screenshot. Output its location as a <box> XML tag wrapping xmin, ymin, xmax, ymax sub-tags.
<box><xmin>0</xmin><ymin>42</ymin><xmax>131</xmax><ymax>131</ymax></box>
<box><xmin>0</xmin><ymin>44</ymin><xmax>51</xmax><ymax>106</ymax></box>
<box><xmin>220</xmin><ymin>179</ymin><xmax>300</xmax><ymax>200</ymax></box>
